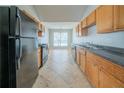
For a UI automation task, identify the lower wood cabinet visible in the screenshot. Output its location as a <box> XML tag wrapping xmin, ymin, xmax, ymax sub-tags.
<box><xmin>99</xmin><ymin>68</ymin><xmax>124</xmax><ymax>88</ymax></box>
<box><xmin>79</xmin><ymin>48</ymin><xmax>86</xmax><ymax>72</ymax></box>
<box><xmin>80</xmin><ymin>53</ymin><xmax>86</xmax><ymax>72</ymax></box>
<box><xmin>38</xmin><ymin>47</ymin><xmax>42</xmax><ymax>68</ymax></box>
<box><xmin>86</xmin><ymin>59</ymin><xmax>99</xmax><ymax>87</ymax></box>
<box><xmin>76</xmin><ymin>49</ymin><xmax>80</xmax><ymax>65</ymax></box>
<box><xmin>86</xmin><ymin>51</ymin><xmax>124</xmax><ymax>88</ymax></box>
<box><xmin>76</xmin><ymin>47</ymin><xmax>124</xmax><ymax>88</ymax></box>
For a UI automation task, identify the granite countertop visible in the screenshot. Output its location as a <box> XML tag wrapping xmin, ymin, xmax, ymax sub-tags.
<box><xmin>73</xmin><ymin>43</ymin><xmax>124</xmax><ymax>67</ymax></box>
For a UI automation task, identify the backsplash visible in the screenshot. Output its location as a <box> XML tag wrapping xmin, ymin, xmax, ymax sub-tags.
<box><xmin>73</xmin><ymin>25</ymin><xmax>124</xmax><ymax>48</ymax></box>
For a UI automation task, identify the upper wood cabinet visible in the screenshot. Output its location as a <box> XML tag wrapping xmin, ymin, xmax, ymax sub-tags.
<box><xmin>96</xmin><ymin>5</ymin><xmax>124</xmax><ymax>33</ymax></box>
<box><xmin>81</xmin><ymin>18</ymin><xmax>87</xmax><ymax>28</ymax></box>
<box><xmin>96</xmin><ymin>5</ymin><xmax>114</xmax><ymax>33</ymax></box>
<box><xmin>37</xmin><ymin>23</ymin><xmax>42</xmax><ymax>31</ymax></box>
<box><xmin>76</xmin><ymin>23</ymin><xmax>84</xmax><ymax>37</ymax></box>
<box><xmin>87</xmin><ymin>10</ymin><xmax>96</xmax><ymax>27</ymax></box>
<box><xmin>114</xmin><ymin>5</ymin><xmax>124</xmax><ymax>31</ymax></box>
<box><xmin>76</xmin><ymin>25</ymin><xmax>79</xmax><ymax>36</ymax></box>
<box><xmin>78</xmin><ymin>23</ymin><xmax>83</xmax><ymax>36</ymax></box>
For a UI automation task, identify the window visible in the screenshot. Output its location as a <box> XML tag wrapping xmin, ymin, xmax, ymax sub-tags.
<box><xmin>53</xmin><ymin>32</ymin><xmax>68</xmax><ymax>47</ymax></box>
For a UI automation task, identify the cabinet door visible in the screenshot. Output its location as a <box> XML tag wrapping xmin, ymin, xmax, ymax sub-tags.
<box><xmin>80</xmin><ymin>53</ymin><xmax>85</xmax><ymax>72</ymax></box>
<box><xmin>76</xmin><ymin>50</ymin><xmax>80</xmax><ymax>65</ymax></box>
<box><xmin>114</xmin><ymin>5</ymin><xmax>124</xmax><ymax>31</ymax></box>
<box><xmin>78</xmin><ymin>23</ymin><xmax>83</xmax><ymax>36</ymax></box>
<box><xmin>96</xmin><ymin>5</ymin><xmax>114</xmax><ymax>33</ymax></box>
<box><xmin>99</xmin><ymin>68</ymin><xmax>124</xmax><ymax>88</ymax></box>
<box><xmin>82</xmin><ymin>18</ymin><xmax>87</xmax><ymax>28</ymax></box>
<box><xmin>86</xmin><ymin>59</ymin><xmax>99</xmax><ymax>87</ymax></box>
<box><xmin>87</xmin><ymin>10</ymin><xmax>96</xmax><ymax>27</ymax></box>
<box><xmin>38</xmin><ymin>48</ymin><xmax>41</xmax><ymax>68</ymax></box>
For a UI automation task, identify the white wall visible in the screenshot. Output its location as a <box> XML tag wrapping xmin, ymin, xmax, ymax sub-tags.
<box><xmin>73</xmin><ymin>5</ymin><xmax>124</xmax><ymax>48</ymax></box>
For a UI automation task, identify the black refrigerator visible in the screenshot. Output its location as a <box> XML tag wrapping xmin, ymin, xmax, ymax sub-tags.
<box><xmin>0</xmin><ymin>6</ymin><xmax>38</xmax><ymax>88</ymax></box>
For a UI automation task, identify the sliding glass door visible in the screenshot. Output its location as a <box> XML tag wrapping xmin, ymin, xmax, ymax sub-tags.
<box><xmin>53</xmin><ymin>32</ymin><xmax>68</xmax><ymax>48</ymax></box>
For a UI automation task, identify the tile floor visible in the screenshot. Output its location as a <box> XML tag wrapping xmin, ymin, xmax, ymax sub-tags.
<box><xmin>33</xmin><ymin>49</ymin><xmax>91</xmax><ymax>88</ymax></box>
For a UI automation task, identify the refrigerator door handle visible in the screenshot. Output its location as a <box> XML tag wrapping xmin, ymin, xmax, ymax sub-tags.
<box><xmin>16</xmin><ymin>14</ymin><xmax>22</xmax><ymax>70</ymax></box>
<box><xmin>18</xmin><ymin>14</ymin><xmax>22</xmax><ymax>59</ymax></box>
<box><xmin>16</xmin><ymin>37</ymin><xmax>22</xmax><ymax>70</ymax></box>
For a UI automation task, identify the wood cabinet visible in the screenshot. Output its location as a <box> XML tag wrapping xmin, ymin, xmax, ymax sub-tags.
<box><xmin>81</xmin><ymin>20</ymin><xmax>88</xmax><ymax>36</ymax></box>
<box><xmin>87</xmin><ymin>10</ymin><xmax>96</xmax><ymax>27</ymax></box>
<box><xmin>96</xmin><ymin>5</ymin><xmax>114</xmax><ymax>33</ymax></box>
<box><xmin>76</xmin><ymin>48</ymin><xmax>80</xmax><ymax>65</ymax></box>
<box><xmin>99</xmin><ymin>68</ymin><xmax>124</xmax><ymax>88</ymax></box>
<box><xmin>86</xmin><ymin>53</ymin><xmax>99</xmax><ymax>87</ymax></box>
<box><xmin>37</xmin><ymin>23</ymin><xmax>42</xmax><ymax>31</ymax></box>
<box><xmin>76</xmin><ymin>46</ymin><xmax>124</xmax><ymax>87</ymax></box>
<box><xmin>79</xmin><ymin>49</ymin><xmax>86</xmax><ymax>72</ymax></box>
<box><xmin>38</xmin><ymin>47</ymin><xmax>42</xmax><ymax>68</ymax></box>
<box><xmin>81</xmin><ymin>19</ymin><xmax>87</xmax><ymax>28</ymax></box>
<box><xmin>114</xmin><ymin>5</ymin><xmax>124</xmax><ymax>31</ymax></box>
<box><xmin>78</xmin><ymin>23</ymin><xmax>83</xmax><ymax>37</ymax></box>
<box><xmin>86</xmin><ymin>51</ymin><xmax>124</xmax><ymax>88</ymax></box>
<box><xmin>76</xmin><ymin>23</ymin><xmax>84</xmax><ymax>37</ymax></box>
<box><xmin>96</xmin><ymin>5</ymin><xmax>124</xmax><ymax>33</ymax></box>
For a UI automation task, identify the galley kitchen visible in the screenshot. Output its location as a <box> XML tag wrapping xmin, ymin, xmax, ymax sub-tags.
<box><xmin>0</xmin><ymin>5</ymin><xmax>124</xmax><ymax>88</ymax></box>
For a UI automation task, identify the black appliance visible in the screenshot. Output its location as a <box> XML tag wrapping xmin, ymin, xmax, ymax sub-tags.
<box><xmin>41</xmin><ymin>44</ymin><xmax>48</xmax><ymax>65</ymax></box>
<box><xmin>0</xmin><ymin>6</ymin><xmax>38</xmax><ymax>88</ymax></box>
<box><xmin>71</xmin><ymin>44</ymin><xmax>76</xmax><ymax>61</ymax></box>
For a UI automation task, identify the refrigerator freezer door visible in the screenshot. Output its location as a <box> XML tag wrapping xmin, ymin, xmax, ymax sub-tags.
<box><xmin>19</xmin><ymin>11</ymin><xmax>37</xmax><ymax>38</ymax></box>
<box><xmin>9</xmin><ymin>7</ymin><xmax>37</xmax><ymax>38</ymax></box>
<box><xmin>16</xmin><ymin>37</ymin><xmax>38</xmax><ymax>88</ymax></box>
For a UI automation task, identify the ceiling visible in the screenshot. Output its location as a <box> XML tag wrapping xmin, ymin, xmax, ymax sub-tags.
<box><xmin>34</xmin><ymin>5</ymin><xmax>88</xmax><ymax>22</ymax></box>
<box><xmin>44</xmin><ymin>22</ymin><xmax>78</xmax><ymax>29</ymax></box>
